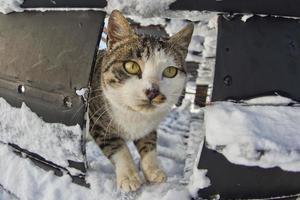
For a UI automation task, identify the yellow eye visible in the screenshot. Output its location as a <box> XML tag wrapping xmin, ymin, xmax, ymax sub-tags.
<box><xmin>163</xmin><ymin>66</ymin><xmax>178</xmax><ymax>78</ymax></box>
<box><xmin>124</xmin><ymin>61</ymin><xmax>141</xmax><ymax>75</ymax></box>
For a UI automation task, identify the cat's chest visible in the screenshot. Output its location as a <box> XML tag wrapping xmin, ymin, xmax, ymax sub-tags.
<box><xmin>111</xmin><ymin>109</ymin><xmax>164</xmax><ymax>140</ymax></box>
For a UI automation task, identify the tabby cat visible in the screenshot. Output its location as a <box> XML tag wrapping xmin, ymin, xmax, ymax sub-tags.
<box><xmin>89</xmin><ymin>10</ymin><xmax>193</xmax><ymax>192</ymax></box>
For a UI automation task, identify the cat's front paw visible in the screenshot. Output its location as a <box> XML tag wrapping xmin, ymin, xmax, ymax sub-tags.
<box><xmin>143</xmin><ymin>168</ymin><xmax>167</xmax><ymax>183</ymax></box>
<box><xmin>117</xmin><ymin>172</ymin><xmax>142</xmax><ymax>192</ymax></box>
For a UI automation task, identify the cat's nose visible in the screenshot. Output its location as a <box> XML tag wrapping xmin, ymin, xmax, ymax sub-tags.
<box><xmin>145</xmin><ymin>88</ymin><xmax>160</xmax><ymax>101</ymax></box>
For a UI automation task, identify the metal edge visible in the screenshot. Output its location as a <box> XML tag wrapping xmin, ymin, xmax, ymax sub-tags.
<box><xmin>6</xmin><ymin>142</ymin><xmax>90</xmax><ymax>188</ymax></box>
<box><xmin>21</xmin><ymin>0</ymin><xmax>107</xmax><ymax>8</ymax></box>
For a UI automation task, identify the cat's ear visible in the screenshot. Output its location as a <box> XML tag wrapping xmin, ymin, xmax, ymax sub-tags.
<box><xmin>168</xmin><ymin>23</ymin><xmax>194</xmax><ymax>57</ymax></box>
<box><xmin>107</xmin><ymin>10</ymin><xmax>135</xmax><ymax>49</ymax></box>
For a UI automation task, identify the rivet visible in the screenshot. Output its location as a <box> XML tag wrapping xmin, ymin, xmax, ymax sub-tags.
<box><xmin>17</xmin><ymin>85</ymin><xmax>25</xmax><ymax>94</ymax></box>
<box><xmin>63</xmin><ymin>96</ymin><xmax>72</xmax><ymax>108</ymax></box>
<box><xmin>223</xmin><ymin>75</ymin><xmax>232</xmax><ymax>86</ymax></box>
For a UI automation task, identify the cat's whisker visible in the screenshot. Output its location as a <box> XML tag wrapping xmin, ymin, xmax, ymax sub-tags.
<box><xmin>116</xmin><ymin>122</ymin><xmax>121</xmax><ymax>137</ymax></box>
<box><xmin>70</xmin><ymin>93</ymin><xmax>106</xmax><ymax>122</ymax></box>
<box><xmin>90</xmin><ymin>108</ymin><xmax>110</xmax><ymax>133</ymax></box>
<box><xmin>89</xmin><ymin>105</ymin><xmax>107</xmax><ymax>120</ymax></box>
<box><xmin>88</xmin><ymin>94</ymin><xmax>105</xmax><ymax>103</ymax></box>
<box><xmin>103</xmin><ymin>118</ymin><xmax>113</xmax><ymax>144</ymax></box>
<box><xmin>105</xmin><ymin>118</ymin><xmax>113</xmax><ymax>136</ymax></box>
<box><xmin>70</xmin><ymin>102</ymin><xmax>88</xmax><ymax>123</ymax></box>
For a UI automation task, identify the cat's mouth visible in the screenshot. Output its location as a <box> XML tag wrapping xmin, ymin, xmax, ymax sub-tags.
<box><xmin>126</xmin><ymin>94</ymin><xmax>167</xmax><ymax>112</ymax></box>
<box><xmin>127</xmin><ymin>104</ymin><xmax>155</xmax><ymax>112</ymax></box>
<box><xmin>136</xmin><ymin>101</ymin><xmax>157</xmax><ymax>111</ymax></box>
<box><xmin>128</xmin><ymin>100</ymin><xmax>163</xmax><ymax>112</ymax></box>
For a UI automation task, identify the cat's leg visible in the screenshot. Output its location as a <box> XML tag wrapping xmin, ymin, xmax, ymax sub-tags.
<box><xmin>134</xmin><ymin>131</ymin><xmax>167</xmax><ymax>183</ymax></box>
<box><xmin>111</xmin><ymin>145</ymin><xmax>142</xmax><ymax>192</ymax></box>
<box><xmin>91</xmin><ymin>129</ymin><xmax>142</xmax><ymax>192</ymax></box>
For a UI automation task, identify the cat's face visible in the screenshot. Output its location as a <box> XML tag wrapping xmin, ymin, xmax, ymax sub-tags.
<box><xmin>101</xmin><ymin>10</ymin><xmax>194</xmax><ymax>114</ymax></box>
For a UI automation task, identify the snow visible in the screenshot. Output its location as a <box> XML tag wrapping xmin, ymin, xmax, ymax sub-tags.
<box><xmin>188</xmin><ymin>169</ymin><xmax>210</xmax><ymax>197</ymax></box>
<box><xmin>0</xmin><ymin>98</ymin><xmax>208</xmax><ymax>199</ymax></box>
<box><xmin>0</xmin><ymin>0</ymin><xmax>23</xmax><ymax>14</ymax></box>
<box><xmin>242</xmin><ymin>94</ymin><xmax>298</xmax><ymax>106</ymax></box>
<box><xmin>0</xmin><ymin>98</ymin><xmax>84</xmax><ymax>171</ymax></box>
<box><xmin>205</xmin><ymin>96</ymin><xmax>300</xmax><ymax>172</ymax></box>
<box><xmin>183</xmin><ymin>108</ymin><xmax>210</xmax><ymax>196</ymax></box>
<box><xmin>106</xmin><ymin>0</ymin><xmax>176</xmax><ymax>18</ymax></box>
<box><xmin>75</xmin><ymin>88</ymin><xmax>88</xmax><ymax>97</ymax></box>
<box><xmin>76</xmin><ymin>88</ymin><xmax>89</xmax><ymax>101</ymax></box>
<box><xmin>196</xmin><ymin>16</ymin><xmax>217</xmax><ymax>85</ymax></box>
<box><xmin>128</xmin><ymin>15</ymin><xmax>167</xmax><ymax>26</ymax></box>
<box><xmin>0</xmin><ymin>184</ymin><xmax>18</xmax><ymax>200</ymax></box>
<box><xmin>0</xmin><ymin>144</ymin><xmax>90</xmax><ymax>200</ymax></box>
<box><xmin>241</xmin><ymin>14</ymin><xmax>254</xmax><ymax>22</ymax></box>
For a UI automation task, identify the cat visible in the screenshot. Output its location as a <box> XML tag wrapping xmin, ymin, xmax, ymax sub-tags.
<box><xmin>89</xmin><ymin>10</ymin><xmax>193</xmax><ymax>192</ymax></box>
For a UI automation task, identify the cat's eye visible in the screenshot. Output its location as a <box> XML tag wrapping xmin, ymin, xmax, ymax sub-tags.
<box><xmin>123</xmin><ymin>61</ymin><xmax>141</xmax><ymax>75</ymax></box>
<box><xmin>163</xmin><ymin>66</ymin><xmax>178</xmax><ymax>78</ymax></box>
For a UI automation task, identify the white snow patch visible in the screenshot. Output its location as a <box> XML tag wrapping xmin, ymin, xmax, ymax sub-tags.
<box><xmin>0</xmin><ymin>98</ymin><xmax>84</xmax><ymax>169</ymax></box>
<box><xmin>75</xmin><ymin>88</ymin><xmax>88</xmax><ymax>97</ymax></box>
<box><xmin>194</xmin><ymin>15</ymin><xmax>217</xmax><ymax>98</ymax></box>
<box><xmin>128</xmin><ymin>15</ymin><xmax>167</xmax><ymax>26</ymax></box>
<box><xmin>188</xmin><ymin>169</ymin><xmax>210</xmax><ymax>197</ymax></box>
<box><xmin>164</xmin><ymin>14</ymin><xmax>217</xmax><ymax>65</ymax></box>
<box><xmin>0</xmin><ymin>0</ymin><xmax>23</xmax><ymax>14</ymax></box>
<box><xmin>137</xmin><ymin>187</ymin><xmax>190</xmax><ymax>200</ymax></box>
<box><xmin>242</xmin><ymin>95</ymin><xmax>297</xmax><ymax>106</ymax></box>
<box><xmin>105</xmin><ymin>0</ymin><xmax>213</xmax><ymax>22</ymax></box>
<box><xmin>76</xmin><ymin>88</ymin><xmax>89</xmax><ymax>101</ymax></box>
<box><xmin>241</xmin><ymin>14</ymin><xmax>254</xmax><ymax>22</ymax></box>
<box><xmin>184</xmin><ymin>109</ymin><xmax>211</xmax><ymax>197</ymax></box>
<box><xmin>106</xmin><ymin>0</ymin><xmax>176</xmax><ymax>18</ymax></box>
<box><xmin>205</xmin><ymin>97</ymin><xmax>300</xmax><ymax>172</ymax></box>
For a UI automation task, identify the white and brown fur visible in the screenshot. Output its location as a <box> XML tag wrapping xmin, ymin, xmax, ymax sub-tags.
<box><xmin>89</xmin><ymin>10</ymin><xmax>194</xmax><ymax>192</ymax></box>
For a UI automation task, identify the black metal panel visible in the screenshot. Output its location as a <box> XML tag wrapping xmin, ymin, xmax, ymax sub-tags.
<box><xmin>198</xmin><ymin>15</ymin><xmax>300</xmax><ymax>199</ymax></box>
<box><xmin>170</xmin><ymin>0</ymin><xmax>300</xmax><ymax>17</ymax></box>
<box><xmin>212</xmin><ymin>15</ymin><xmax>300</xmax><ymax>102</ymax></box>
<box><xmin>22</xmin><ymin>0</ymin><xmax>107</xmax><ymax>8</ymax></box>
<box><xmin>198</xmin><ymin>144</ymin><xmax>300</xmax><ymax>199</ymax></box>
<box><xmin>0</xmin><ymin>11</ymin><xmax>105</xmax><ymax>126</ymax></box>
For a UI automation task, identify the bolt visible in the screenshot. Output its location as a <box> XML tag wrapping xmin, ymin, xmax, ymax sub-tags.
<box><xmin>63</xmin><ymin>96</ymin><xmax>72</xmax><ymax>108</ymax></box>
<box><xmin>223</xmin><ymin>75</ymin><xmax>232</xmax><ymax>86</ymax></box>
<box><xmin>17</xmin><ymin>85</ymin><xmax>25</xmax><ymax>94</ymax></box>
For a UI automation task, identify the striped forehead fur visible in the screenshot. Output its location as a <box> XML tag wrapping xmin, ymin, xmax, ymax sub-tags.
<box><xmin>102</xmin><ymin>35</ymin><xmax>186</xmax><ymax>75</ymax></box>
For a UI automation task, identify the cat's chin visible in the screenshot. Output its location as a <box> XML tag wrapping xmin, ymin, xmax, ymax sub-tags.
<box><xmin>127</xmin><ymin>104</ymin><xmax>156</xmax><ymax>112</ymax></box>
<box><xmin>126</xmin><ymin>103</ymin><xmax>166</xmax><ymax>114</ymax></box>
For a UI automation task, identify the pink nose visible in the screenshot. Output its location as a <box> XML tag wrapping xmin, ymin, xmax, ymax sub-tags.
<box><xmin>145</xmin><ymin>88</ymin><xmax>160</xmax><ymax>101</ymax></box>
